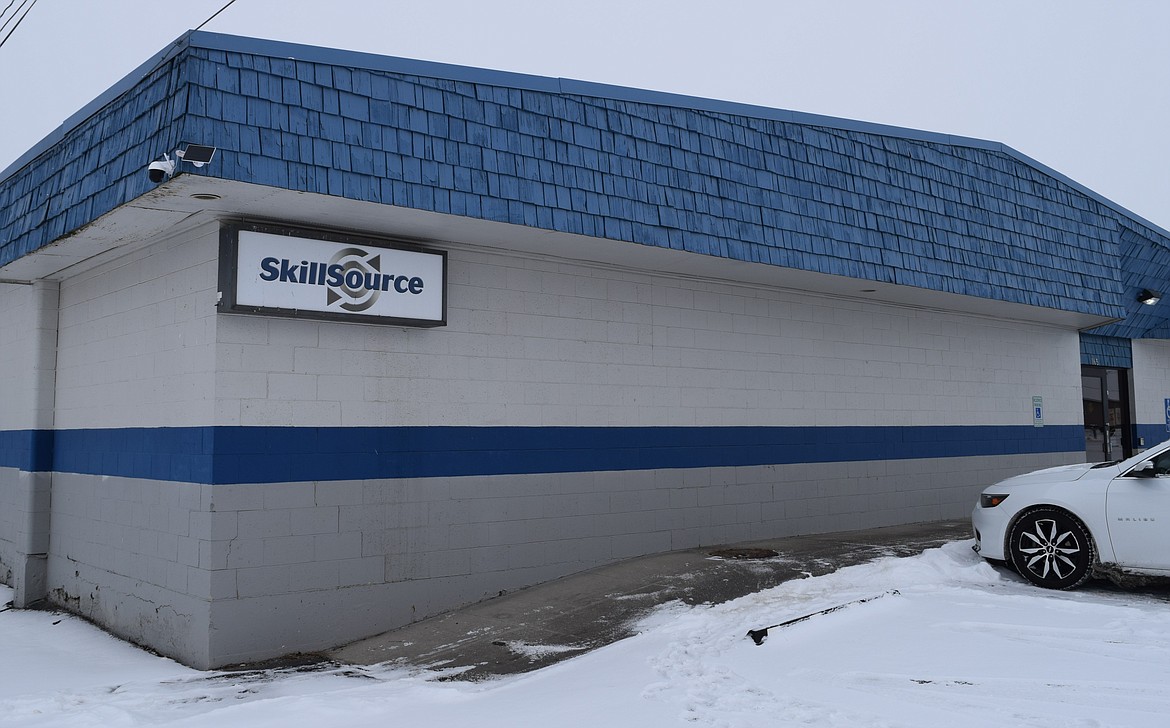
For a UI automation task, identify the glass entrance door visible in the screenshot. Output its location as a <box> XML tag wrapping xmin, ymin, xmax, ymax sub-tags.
<box><xmin>1081</xmin><ymin>366</ymin><xmax>1131</xmax><ymax>462</ymax></box>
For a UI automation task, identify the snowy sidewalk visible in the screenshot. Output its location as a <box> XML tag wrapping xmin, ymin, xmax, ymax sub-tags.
<box><xmin>328</xmin><ymin>519</ymin><xmax>972</xmax><ymax>678</ymax></box>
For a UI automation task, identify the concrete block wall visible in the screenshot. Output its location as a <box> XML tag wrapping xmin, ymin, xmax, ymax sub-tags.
<box><xmin>189</xmin><ymin>240</ymin><xmax>1089</xmax><ymax>664</ymax></box>
<box><xmin>0</xmin><ymin>281</ymin><xmax>58</xmax><ymax>604</ymax></box>
<box><xmin>0</xmin><ymin>466</ymin><xmax>20</xmax><ymax>586</ymax></box>
<box><xmin>52</xmin><ymin>223</ymin><xmax>220</xmax><ymax>429</ymax></box>
<box><xmin>196</xmin><ymin>449</ymin><xmax>1070</xmax><ymax>664</ymax></box>
<box><xmin>1133</xmin><ymin>339</ymin><xmax>1170</xmax><ymax>444</ymax></box>
<box><xmin>9</xmin><ymin>223</ymin><xmax>1091</xmax><ymax>666</ymax></box>
<box><xmin>36</xmin><ymin>221</ymin><xmax>222</xmax><ymax>662</ymax></box>
<box><xmin>0</xmin><ymin>282</ymin><xmax>40</xmax><ymax>586</ymax></box>
<box><xmin>0</xmin><ymin>282</ymin><xmax>53</xmax><ymax>431</ymax></box>
<box><xmin>45</xmin><ymin>473</ymin><xmax>213</xmax><ymax>665</ymax></box>
<box><xmin>215</xmin><ymin>244</ymin><xmax>1086</xmax><ymax>430</ymax></box>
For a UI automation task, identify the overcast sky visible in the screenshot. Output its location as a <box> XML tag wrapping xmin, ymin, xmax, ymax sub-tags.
<box><xmin>2</xmin><ymin>0</ymin><xmax>1168</xmax><ymax>230</ymax></box>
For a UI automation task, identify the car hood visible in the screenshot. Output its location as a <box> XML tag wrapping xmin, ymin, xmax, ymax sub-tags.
<box><xmin>994</xmin><ymin>462</ymin><xmax>1099</xmax><ymax>488</ymax></box>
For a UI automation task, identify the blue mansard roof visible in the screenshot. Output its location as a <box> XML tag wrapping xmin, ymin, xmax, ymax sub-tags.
<box><xmin>1</xmin><ymin>31</ymin><xmax>1168</xmax><ymax>338</ymax></box>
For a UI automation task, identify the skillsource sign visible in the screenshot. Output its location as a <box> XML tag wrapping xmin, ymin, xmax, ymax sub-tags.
<box><xmin>220</xmin><ymin>225</ymin><xmax>446</xmax><ymax>326</ymax></box>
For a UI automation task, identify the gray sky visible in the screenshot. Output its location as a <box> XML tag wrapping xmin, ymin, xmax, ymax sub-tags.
<box><xmin>2</xmin><ymin>0</ymin><xmax>1168</xmax><ymax>230</ymax></box>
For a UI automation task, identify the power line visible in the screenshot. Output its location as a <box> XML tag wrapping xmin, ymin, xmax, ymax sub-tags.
<box><xmin>0</xmin><ymin>0</ymin><xmax>35</xmax><ymax>50</ymax></box>
<box><xmin>0</xmin><ymin>0</ymin><xmax>34</xmax><ymax>47</ymax></box>
<box><xmin>0</xmin><ymin>0</ymin><xmax>239</xmax><ymax>55</ymax></box>
<box><xmin>0</xmin><ymin>1</ymin><xmax>19</xmax><ymax>28</ymax></box>
<box><xmin>195</xmin><ymin>0</ymin><xmax>240</xmax><ymax>32</ymax></box>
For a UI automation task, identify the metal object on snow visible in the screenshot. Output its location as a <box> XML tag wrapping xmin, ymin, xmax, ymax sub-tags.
<box><xmin>746</xmin><ymin>590</ymin><xmax>900</xmax><ymax>645</ymax></box>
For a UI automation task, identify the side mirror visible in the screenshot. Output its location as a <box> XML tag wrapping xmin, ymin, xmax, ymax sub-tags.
<box><xmin>1130</xmin><ymin>460</ymin><xmax>1158</xmax><ymax>478</ymax></box>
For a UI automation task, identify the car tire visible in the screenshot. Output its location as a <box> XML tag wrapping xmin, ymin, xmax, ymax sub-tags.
<box><xmin>1007</xmin><ymin>507</ymin><xmax>1095</xmax><ymax>590</ymax></box>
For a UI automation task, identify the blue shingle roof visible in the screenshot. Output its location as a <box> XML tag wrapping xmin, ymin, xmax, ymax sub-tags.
<box><xmin>3</xmin><ymin>30</ymin><xmax>1169</xmax><ymax>335</ymax></box>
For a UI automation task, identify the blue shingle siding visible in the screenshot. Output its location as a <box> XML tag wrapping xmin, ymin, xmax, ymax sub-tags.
<box><xmin>1080</xmin><ymin>333</ymin><xmax>1133</xmax><ymax>369</ymax></box>
<box><xmin>0</xmin><ymin>55</ymin><xmax>189</xmax><ymax>269</ymax></box>
<box><xmin>4</xmin><ymin>32</ymin><xmax>1169</xmax><ymax>333</ymax></box>
<box><xmin>173</xmin><ymin>45</ymin><xmax>1134</xmax><ymax>318</ymax></box>
<box><xmin>1087</xmin><ymin>225</ymin><xmax>1170</xmax><ymax>340</ymax></box>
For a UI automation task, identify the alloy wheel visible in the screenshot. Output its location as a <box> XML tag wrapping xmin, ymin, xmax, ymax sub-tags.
<box><xmin>1017</xmin><ymin>518</ymin><xmax>1080</xmax><ymax>580</ymax></box>
<box><xmin>1008</xmin><ymin>508</ymin><xmax>1094</xmax><ymax>589</ymax></box>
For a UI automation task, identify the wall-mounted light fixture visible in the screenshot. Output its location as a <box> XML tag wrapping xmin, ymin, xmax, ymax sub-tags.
<box><xmin>1138</xmin><ymin>289</ymin><xmax>1161</xmax><ymax>306</ymax></box>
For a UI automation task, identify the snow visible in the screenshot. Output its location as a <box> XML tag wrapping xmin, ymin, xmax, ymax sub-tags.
<box><xmin>3</xmin><ymin>541</ymin><xmax>1169</xmax><ymax>727</ymax></box>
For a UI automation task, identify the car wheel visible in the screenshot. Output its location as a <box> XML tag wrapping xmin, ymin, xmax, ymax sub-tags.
<box><xmin>1007</xmin><ymin>507</ymin><xmax>1095</xmax><ymax>589</ymax></box>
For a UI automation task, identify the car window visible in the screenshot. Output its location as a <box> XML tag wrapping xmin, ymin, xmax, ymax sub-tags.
<box><xmin>1129</xmin><ymin>451</ymin><xmax>1170</xmax><ymax>477</ymax></box>
<box><xmin>1154</xmin><ymin>452</ymin><xmax>1170</xmax><ymax>476</ymax></box>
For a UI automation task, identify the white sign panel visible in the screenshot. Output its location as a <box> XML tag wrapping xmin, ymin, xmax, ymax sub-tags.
<box><xmin>222</xmin><ymin>227</ymin><xmax>446</xmax><ymax>326</ymax></box>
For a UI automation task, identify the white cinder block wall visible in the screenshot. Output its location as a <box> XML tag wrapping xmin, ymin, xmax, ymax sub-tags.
<box><xmin>52</xmin><ymin>226</ymin><xmax>220</xmax><ymax>429</ymax></box>
<box><xmin>43</xmin><ymin>223</ymin><xmax>221</xmax><ymax>664</ymax></box>
<box><xmin>199</xmin><ymin>240</ymin><xmax>1086</xmax><ymax>664</ymax></box>
<box><xmin>216</xmin><ymin>246</ymin><xmax>1086</xmax><ymax>430</ymax></box>
<box><xmin>19</xmin><ymin>221</ymin><xmax>1091</xmax><ymax>667</ymax></box>
<box><xmin>1133</xmin><ymin>339</ymin><xmax>1170</xmax><ymax>443</ymax></box>
<box><xmin>0</xmin><ymin>283</ymin><xmax>49</xmax><ymax>431</ymax></box>
<box><xmin>0</xmin><ymin>280</ymin><xmax>57</xmax><ymax>605</ymax></box>
<box><xmin>0</xmin><ymin>282</ymin><xmax>42</xmax><ymax>588</ymax></box>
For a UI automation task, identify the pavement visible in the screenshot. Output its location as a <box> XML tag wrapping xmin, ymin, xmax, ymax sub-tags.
<box><xmin>326</xmin><ymin>519</ymin><xmax>972</xmax><ymax>681</ymax></box>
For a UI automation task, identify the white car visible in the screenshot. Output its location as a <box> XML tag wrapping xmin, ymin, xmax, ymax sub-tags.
<box><xmin>972</xmin><ymin>438</ymin><xmax>1170</xmax><ymax>589</ymax></box>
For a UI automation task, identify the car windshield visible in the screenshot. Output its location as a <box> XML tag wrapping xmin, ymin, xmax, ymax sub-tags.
<box><xmin>1091</xmin><ymin>460</ymin><xmax>1121</xmax><ymax>469</ymax></box>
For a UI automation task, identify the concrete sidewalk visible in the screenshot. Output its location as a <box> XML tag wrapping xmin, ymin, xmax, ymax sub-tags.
<box><xmin>328</xmin><ymin>519</ymin><xmax>972</xmax><ymax>680</ymax></box>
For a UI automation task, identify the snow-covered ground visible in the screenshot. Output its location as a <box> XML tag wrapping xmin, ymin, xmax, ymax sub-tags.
<box><xmin>3</xmin><ymin>541</ymin><xmax>1169</xmax><ymax>727</ymax></box>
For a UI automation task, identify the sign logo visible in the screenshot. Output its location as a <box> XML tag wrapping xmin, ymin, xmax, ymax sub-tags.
<box><xmin>224</xmin><ymin>227</ymin><xmax>446</xmax><ymax>326</ymax></box>
<box><xmin>328</xmin><ymin>247</ymin><xmax>383</xmax><ymax>312</ymax></box>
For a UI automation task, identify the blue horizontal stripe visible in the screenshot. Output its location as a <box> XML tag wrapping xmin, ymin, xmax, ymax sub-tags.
<box><xmin>0</xmin><ymin>425</ymin><xmax>1087</xmax><ymax>485</ymax></box>
<box><xmin>0</xmin><ymin>429</ymin><xmax>55</xmax><ymax>472</ymax></box>
<box><xmin>1136</xmin><ymin>424</ymin><xmax>1170</xmax><ymax>449</ymax></box>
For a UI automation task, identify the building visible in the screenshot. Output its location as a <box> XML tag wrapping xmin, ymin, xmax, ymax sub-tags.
<box><xmin>2</xmin><ymin>31</ymin><xmax>1168</xmax><ymax>669</ymax></box>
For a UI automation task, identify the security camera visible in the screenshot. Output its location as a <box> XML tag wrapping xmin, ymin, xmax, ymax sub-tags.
<box><xmin>147</xmin><ymin>155</ymin><xmax>175</xmax><ymax>184</ymax></box>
